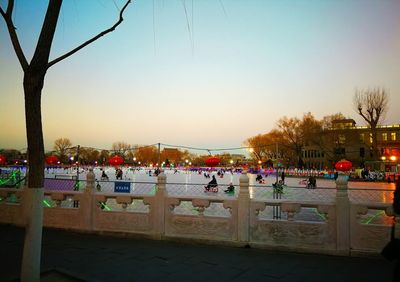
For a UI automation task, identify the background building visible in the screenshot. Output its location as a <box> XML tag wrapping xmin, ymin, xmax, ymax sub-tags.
<box><xmin>302</xmin><ymin>119</ymin><xmax>400</xmax><ymax>171</ymax></box>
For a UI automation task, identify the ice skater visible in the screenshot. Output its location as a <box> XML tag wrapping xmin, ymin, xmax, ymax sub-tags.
<box><xmin>204</xmin><ymin>175</ymin><xmax>218</xmax><ymax>192</ymax></box>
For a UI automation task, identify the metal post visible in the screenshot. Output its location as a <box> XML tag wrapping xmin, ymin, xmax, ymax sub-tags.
<box><xmin>76</xmin><ymin>145</ymin><xmax>80</xmax><ymax>182</ymax></box>
<box><xmin>275</xmin><ymin>143</ymin><xmax>279</xmax><ymax>184</ymax></box>
<box><xmin>273</xmin><ymin>188</ymin><xmax>276</xmax><ymax>219</ymax></box>
<box><xmin>273</xmin><ymin>141</ymin><xmax>281</xmax><ymax>220</ymax></box>
<box><xmin>73</xmin><ymin>145</ymin><xmax>80</xmax><ymax>207</ymax></box>
<box><xmin>157</xmin><ymin>143</ymin><xmax>161</xmax><ymax>169</ymax></box>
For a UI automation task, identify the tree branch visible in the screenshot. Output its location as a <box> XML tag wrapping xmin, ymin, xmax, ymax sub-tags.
<box><xmin>358</xmin><ymin>108</ymin><xmax>371</xmax><ymax>126</ymax></box>
<box><xmin>47</xmin><ymin>0</ymin><xmax>131</xmax><ymax>69</ymax></box>
<box><xmin>0</xmin><ymin>0</ymin><xmax>29</xmax><ymax>71</ymax></box>
<box><xmin>6</xmin><ymin>0</ymin><xmax>14</xmax><ymax>15</ymax></box>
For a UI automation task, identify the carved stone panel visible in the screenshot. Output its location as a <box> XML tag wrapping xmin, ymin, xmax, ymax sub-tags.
<box><xmin>166</xmin><ymin>215</ymin><xmax>235</xmax><ymax>240</ymax></box>
<box><xmin>351</xmin><ymin>224</ymin><xmax>390</xmax><ymax>251</ymax></box>
<box><xmin>44</xmin><ymin>209</ymin><xmax>80</xmax><ymax>229</ymax></box>
<box><xmin>0</xmin><ymin>205</ymin><xmax>19</xmax><ymax>224</ymax></box>
<box><xmin>251</xmin><ymin>220</ymin><xmax>335</xmax><ymax>250</ymax></box>
<box><xmin>95</xmin><ymin>212</ymin><xmax>151</xmax><ymax>233</ymax></box>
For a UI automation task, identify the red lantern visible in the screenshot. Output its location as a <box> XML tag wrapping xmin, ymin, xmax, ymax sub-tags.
<box><xmin>45</xmin><ymin>155</ymin><xmax>59</xmax><ymax>165</ymax></box>
<box><xmin>0</xmin><ymin>155</ymin><xmax>6</xmax><ymax>165</ymax></box>
<box><xmin>109</xmin><ymin>155</ymin><xmax>124</xmax><ymax>166</ymax></box>
<box><xmin>205</xmin><ymin>156</ymin><xmax>220</xmax><ymax>167</ymax></box>
<box><xmin>335</xmin><ymin>159</ymin><xmax>352</xmax><ymax>172</ymax></box>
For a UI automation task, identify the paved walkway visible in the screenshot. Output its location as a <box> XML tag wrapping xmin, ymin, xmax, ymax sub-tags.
<box><xmin>0</xmin><ymin>224</ymin><xmax>395</xmax><ymax>282</ymax></box>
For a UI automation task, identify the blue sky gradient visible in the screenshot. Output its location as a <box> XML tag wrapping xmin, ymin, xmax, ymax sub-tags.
<box><xmin>1</xmin><ymin>0</ymin><xmax>399</xmax><ymax>152</ymax></box>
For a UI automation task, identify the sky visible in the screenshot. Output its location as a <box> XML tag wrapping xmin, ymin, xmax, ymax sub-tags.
<box><xmin>0</xmin><ymin>0</ymin><xmax>399</xmax><ymax>154</ymax></box>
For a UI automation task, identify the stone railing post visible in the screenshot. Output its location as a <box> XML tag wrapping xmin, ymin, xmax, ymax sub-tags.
<box><xmin>85</xmin><ymin>168</ymin><xmax>95</xmax><ymax>191</ymax></box>
<box><xmin>81</xmin><ymin>168</ymin><xmax>95</xmax><ymax>231</ymax></box>
<box><xmin>335</xmin><ymin>173</ymin><xmax>350</xmax><ymax>255</ymax></box>
<box><xmin>154</xmin><ymin>172</ymin><xmax>166</xmax><ymax>239</ymax></box>
<box><xmin>238</xmin><ymin>171</ymin><xmax>250</xmax><ymax>243</ymax></box>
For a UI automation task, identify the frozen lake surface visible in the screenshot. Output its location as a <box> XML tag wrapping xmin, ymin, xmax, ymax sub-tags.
<box><xmin>41</xmin><ymin>167</ymin><xmax>395</xmax><ymax>224</ymax></box>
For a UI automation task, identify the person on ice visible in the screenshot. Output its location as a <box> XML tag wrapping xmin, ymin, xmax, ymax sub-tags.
<box><xmin>224</xmin><ymin>182</ymin><xmax>235</xmax><ymax>193</ymax></box>
<box><xmin>204</xmin><ymin>175</ymin><xmax>218</xmax><ymax>192</ymax></box>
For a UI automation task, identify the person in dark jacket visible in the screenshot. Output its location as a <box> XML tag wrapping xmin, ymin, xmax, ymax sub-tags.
<box><xmin>204</xmin><ymin>175</ymin><xmax>218</xmax><ymax>191</ymax></box>
<box><xmin>224</xmin><ymin>182</ymin><xmax>235</xmax><ymax>193</ymax></box>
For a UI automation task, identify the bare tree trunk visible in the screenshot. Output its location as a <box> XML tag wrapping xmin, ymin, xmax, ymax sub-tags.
<box><xmin>371</xmin><ymin>128</ymin><xmax>379</xmax><ymax>159</ymax></box>
<box><xmin>21</xmin><ymin>71</ymin><xmax>45</xmax><ymax>282</ymax></box>
<box><xmin>1</xmin><ymin>1</ymin><xmax>131</xmax><ymax>280</ymax></box>
<box><xmin>24</xmin><ymin>71</ymin><xmax>45</xmax><ymax>187</ymax></box>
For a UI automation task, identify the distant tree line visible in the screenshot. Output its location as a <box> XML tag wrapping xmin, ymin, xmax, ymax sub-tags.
<box><xmin>244</xmin><ymin>88</ymin><xmax>390</xmax><ymax>168</ymax></box>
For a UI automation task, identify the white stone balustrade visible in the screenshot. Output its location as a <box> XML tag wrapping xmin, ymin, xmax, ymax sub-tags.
<box><xmin>0</xmin><ymin>170</ymin><xmax>395</xmax><ymax>256</ymax></box>
<box><xmin>281</xmin><ymin>203</ymin><xmax>301</xmax><ymax>221</ymax></box>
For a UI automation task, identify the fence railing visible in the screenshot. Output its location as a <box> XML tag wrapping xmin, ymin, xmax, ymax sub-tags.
<box><xmin>0</xmin><ymin>171</ymin><xmax>397</xmax><ymax>256</ymax></box>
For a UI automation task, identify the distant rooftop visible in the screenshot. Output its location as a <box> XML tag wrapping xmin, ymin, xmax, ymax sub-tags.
<box><xmin>329</xmin><ymin>119</ymin><xmax>400</xmax><ymax>130</ymax></box>
<box><xmin>331</xmin><ymin>119</ymin><xmax>356</xmax><ymax>129</ymax></box>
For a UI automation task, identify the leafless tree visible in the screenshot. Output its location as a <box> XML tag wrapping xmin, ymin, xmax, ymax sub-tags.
<box><xmin>53</xmin><ymin>137</ymin><xmax>72</xmax><ymax>161</ymax></box>
<box><xmin>321</xmin><ymin>113</ymin><xmax>347</xmax><ymax>129</ymax></box>
<box><xmin>276</xmin><ymin>113</ymin><xmax>322</xmax><ymax>167</ymax></box>
<box><xmin>112</xmin><ymin>141</ymin><xmax>132</xmax><ymax>157</ymax></box>
<box><xmin>0</xmin><ymin>1</ymin><xmax>131</xmax><ymax>280</ymax></box>
<box><xmin>354</xmin><ymin>87</ymin><xmax>389</xmax><ymax>157</ymax></box>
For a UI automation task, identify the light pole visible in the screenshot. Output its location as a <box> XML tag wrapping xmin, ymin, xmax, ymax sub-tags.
<box><xmin>157</xmin><ymin>143</ymin><xmax>161</xmax><ymax>170</ymax></box>
<box><xmin>275</xmin><ymin>143</ymin><xmax>279</xmax><ymax>184</ymax></box>
<box><xmin>76</xmin><ymin>145</ymin><xmax>80</xmax><ymax>181</ymax></box>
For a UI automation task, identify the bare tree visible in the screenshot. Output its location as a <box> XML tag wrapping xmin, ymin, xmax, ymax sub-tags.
<box><xmin>276</xmin><ymin>113</ymin><xmax>322</xmax><ymax>167</ymax></box>
<box><xmin>0</xmin><ymin>1</ymin><xmax>131</xmax><ymax>280</ymax></box>
<box><xmin>321</xmin><ymin>113</ymin><xmax>347</xmax><ymax>129</ymax></box>
<box><xmin>100</xmin><ymin>149</ymin><xmax>111</xmax><ymax>165</ymax></box>
<box><xmin>53</xmin><ymin>137</ymin><xmax>72</xmax><ymax>162</ymax></box>
<box><xmin>112</xmin><ymin>141</ymin><xmax>132</xmax><ymax>157</ymax></box>
<box><xmin>354</xmin><ymin>88</ymin><xmax>389</xmax><ymax>158</ymax></box>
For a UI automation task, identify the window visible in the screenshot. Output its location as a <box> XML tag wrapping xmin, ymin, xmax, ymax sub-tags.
<box><xmin>338</xmin><ymin>134</ymin><xmax>346</xmax><ymax>144</ymax></box>
<box><xmin>359</xmin><ymin>133</ymin><xmax>364</xmax><ymax>142</ymax></box>
<box><xmin>391</xmin><ymin>132</ymin><xmax>397</xmax><ymax>141</ymax></box>
<box><xmin>369</xmin><ymin>133</ymin><xmax>373</xmax><ymax>144</ymax></box>
<box><xmin>382</xmin><ymin>133</ymin><xmax>388</xmax><ymax>141</ymax></box>
<box><xmin>360</xmin><ymin>147</ymin><xmax>365</xmax><ymax>158</ymax></box>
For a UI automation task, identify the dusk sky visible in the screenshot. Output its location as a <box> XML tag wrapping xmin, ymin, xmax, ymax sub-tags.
<box><xmin>1</xmin><ymin>0</ymin><xmax>399</xmax><ymax>153</ymax></box>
